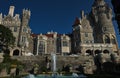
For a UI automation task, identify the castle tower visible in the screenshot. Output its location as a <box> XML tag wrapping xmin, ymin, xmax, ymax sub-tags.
<box><xmin>21</xmin><ymin>9</ymin><xmax>31</xmax><ymax>26</ymax></box>
<box><xmin>8</xmin><ymin>6</ymin><xmax>15</xmax><ymax>17</ymax></box>
<box><xmin>72</xmin><ymin>11</ymin><xmax>94</xmax><ymax>54</ymax></box>
<box><xmin>90</xmin><ymin>0</ymin><xmax>118</xmax><ymax>53</ymax></box>
<box><xmin>80</xmin><ymin>11</ymin><xmax>94</xmax><ymax>44</ymax></box>
<box><xmin>18</xmin><ymin>9</ymin><xmax>31</xmax><ymax>54</ymax></box>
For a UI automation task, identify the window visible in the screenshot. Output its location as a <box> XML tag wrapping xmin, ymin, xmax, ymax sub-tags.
<box><xmin>111</xmin><ymin>35</ymin><xmax>116</xmax><ymax>44</ymax></box>
<box><xmin>23</xmin><ymin>27</ymin><xmax>27</xmax><ymax>32</ymax></box>
<box><xmin>102</xmin><ymin>27</ymin><xmax>107</xmax><ymax>32</ymax></box>
<box><xmin>38</xmin><ymin>41</ymin><xmax>45</xmax><ymax>53</ymax></box>
<box><xmin>14</xmin><ymin>27</ymin><xmax>17</xmax><ymax>32</ymax></box>
<box><xmin>0</xmin><ymin>45</ymin><xmax>2</xmax><ymax>52</ymax></box>
<box><xmin>63</xmin><ymin>41</ymin><xmax>68</xmax><ymax>46</ymax></box>
<box><xmin>105</xmin><ymin>35</ymin><xmax>110</xmax><ymax>43</ymax></box>
<box><xmin>86</xmin><ymin>41</ymin><xmax>89</xmax><ymax>43</ymax></box>
<box><xmin>76</xmin><ymin>41</ymin><xmax>79</xmax><ymax>46</ymax></box>
<box><xmin>85</xmin><ymin>33</ymin><xmax>88</xmax><ymax>37</ymax></box>
<box><xmin>74</xmin><ymin>42</ymin><xmax>76</xmax><ymax>47</ymax></box>
<box><xmin>22</xmin><ymin>36</ymin><xmax>26</xmax><ymax>42</ymax></box>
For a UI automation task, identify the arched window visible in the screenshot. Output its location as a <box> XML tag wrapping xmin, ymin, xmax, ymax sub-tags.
<box><xmin>105</xmin><ymin>35</ymin><xmax>110</xmax><ymax>43</ymax></box>
<box><xmin>95</xmin><ymin>50</ymin><xmax>101</xmax><ymax>55</ymax></box>
<box><xmin>103</xmin><ymin>50</ymin><xmax>109</xmax><ymax>54</ymax></box>
<box><xmin>86</xmin><ymin>50</ymin><xmax>92</xmax><ymax>55</ymax></box>
<box><xmin>111</xmin><ymin>35</ymin><xmax>116</xmax><ymax>44</ymax></box>
<box><xmin>13</xmin><ymin>49</ymin><xmax>19</xmax><ymax>56</ymax></box>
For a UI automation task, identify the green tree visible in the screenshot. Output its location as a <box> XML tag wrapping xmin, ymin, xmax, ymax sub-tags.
<box><xmin>0</xmin><ymin>24</ymin><xmax>15</xmax><ymax>52</ymax></box>
<box><xmin>0</xmin><ymin>54</ymin><xmax>24</xmax><ymax>75</ymax></box>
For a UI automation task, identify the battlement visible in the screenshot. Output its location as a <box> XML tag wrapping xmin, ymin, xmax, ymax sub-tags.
<box><xmin>22</xmin><ymin>9</ymin><xmax>31</xmax><ymax>16</ymax></box>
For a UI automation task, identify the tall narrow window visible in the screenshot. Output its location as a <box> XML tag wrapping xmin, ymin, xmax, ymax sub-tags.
<box><xmin>0</xmin><ymin>45</ymin><xmax>2</xmax><ymax>52</ymax></box>
<box><xmin>38</xmin><ymin>41</ymin><xmax>45</xmax><ymax>54</ymax></box>
<box><xmin>23</xmin><ymin>27</ymin><xmax>27</xmax><ymax>32</ymax></box>
<box><xmin>105</xmin><ymin>35</ymin><xmax>110</xmax><ymax>43</ymax></box>
<box><xmin>14</xmin><ymin>27</ymin><xmax>17</xmax><ymax>32</ymax></box>
<box><xmin>22</xmin><ymin>36</ymin><xmax>26</xmax><ymax>42</ymax></box>
<box><xmin>85</xmin><ymin>33</ymin><xmax>88</xmax><ymax>37</ymax></box>
<box><xmin>111</xmin><ymin>35</ymin><xmax>116</xmax><ymax>44</ymax></box>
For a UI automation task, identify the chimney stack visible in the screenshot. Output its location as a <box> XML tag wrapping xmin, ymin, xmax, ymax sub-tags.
<box><xmin>8</xmin><ymin>6</ymin><xmax>15</xmax><ymax>17</ymax></box>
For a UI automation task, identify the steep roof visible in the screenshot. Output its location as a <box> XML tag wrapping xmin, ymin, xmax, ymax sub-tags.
<box><xmin>45</xmin><ymin>34</ymin><xmax>53</xmax><ymax>38</ymax></box>
<box><xmin>31</xmin><ymin>34</ymin><xmax>38</xmax><ymax>38</ymax></box>
<box><xmin>72</xmin><ymin>17</ymin><xmax>80</xmax><ymax>26</ymax></box>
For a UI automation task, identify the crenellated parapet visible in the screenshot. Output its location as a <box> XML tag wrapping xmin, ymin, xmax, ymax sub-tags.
<box><xmin>91</xmin><ymin>0</ymin><xmax>112</xmax><ymax>24</ymax></box>
<box><xmin>22</xmin><ymin>9</ymin><xmax>31</xmax><ymax>20</ymax></box>
<box><xmin>2</xmin><ymin>15</ymin><xmax>21</xmax><ymax>27</ymax></box>
<box><xmin>21</xmin><ymin>9</ymin><xmax>31</xmax><ymax>27</ymax></box>
<box><xmin>0</xmin><ymin>6</ymin><xmax>21</xmax><ymax>27</ymax></box>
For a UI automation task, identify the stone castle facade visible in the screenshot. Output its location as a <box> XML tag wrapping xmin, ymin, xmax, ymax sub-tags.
<box><xmin>72</xmin><ymin>0</ymin><xmax>119</xmax><ymax>56</ymax></box>
<box><xmin>0</xmin><ymin>0</ymin><xmax>119</xmax><ymax>57</ymax></box>
<box><xmin>32</xmin><ymin>31</ymin><xmax>71</xmax><ymax>55</ymax></box>
<box><xmin>0</xmin><ymin>6</ymin><xmax>33</xmax><ymax>56</ymax></box>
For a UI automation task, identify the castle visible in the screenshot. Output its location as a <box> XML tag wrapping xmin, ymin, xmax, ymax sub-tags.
<box><xmin>0</xmin><ymin>6</ymin><xmax>33</xmax><ymax>56</ymax></box>
<box><xmin>72</xmin><ymin>0</ymin><xmax>119</xmax><ymax>56</ymax></box>
<box><xmin>0</xmin><ymin>0</ymin><xmax>119</xmax><ymax>57</ymax></box>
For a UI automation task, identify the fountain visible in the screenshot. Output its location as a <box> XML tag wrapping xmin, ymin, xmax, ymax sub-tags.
<box><xmin>24</xmin><ymin>53</ymin><xmax>87</xmax><ymax>78</ymax></box>
<box><xmin>51</xmin><ymin>53</ymin><xmax>57</xmax><ymax>77</ymax></box>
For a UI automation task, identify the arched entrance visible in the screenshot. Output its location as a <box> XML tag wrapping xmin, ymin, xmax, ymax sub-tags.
<box><xmin>86</xmin><ymin>50</ymin><xmax>92</xmax><ymax>55</ymax></box>
<box><xmin>13</xmin><ymin>49</ymin><xmax>20</xmax><ymax>56</ymax></box>
<box><xmin>95</xmin><ymin>50</ymin><xmax>101</xmax><ymax>55</ymax></box>
<box><xmin>103</xmin><ymin>50</ymin><xmax>109</xmax><ymax>54</ymax></box>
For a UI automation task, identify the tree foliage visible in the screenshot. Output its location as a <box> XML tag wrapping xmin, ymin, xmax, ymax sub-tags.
<box><xmin>0</xmin><ymin>54</ymin><xmax>24</xmax><ymax>75</ymax></box>
<box><xmin>0</xmin><ymin>24</ymin><xmax>15</xmax><ymax>48</ymax></box>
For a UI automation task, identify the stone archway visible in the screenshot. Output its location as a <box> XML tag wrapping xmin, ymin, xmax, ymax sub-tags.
<box><xmin>103</xmin><ymin>50</ymin><xmax>109</xmax><ymax>54</ymax></box>
<box><xmin>13</xmin><ymin>49</ymin><xmax>20</xmax><ymax>56</ymax></box>
<box><xmin>86</xmin><ymin>50</ymin><xmax>92</xmax><ymax>55</ymax></box>
<box><xmin>95</xmin><ymin>50</ymin><xmax>101</xmax><ymax>55</ymax></box>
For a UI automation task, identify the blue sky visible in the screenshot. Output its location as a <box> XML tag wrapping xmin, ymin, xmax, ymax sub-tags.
<box><xmin>0</xmin><ymin>0</ymin><xmax>120</xmax><ymax>47</ymax></box>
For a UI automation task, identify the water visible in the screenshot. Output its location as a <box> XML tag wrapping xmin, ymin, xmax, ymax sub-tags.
<box><xmin>51</xmin><ymin>53</ymin><xmax>56</xmax><ymax>74</ymax></box>
<box><xmin>24</xmin><ymin>74</ymin><xmax>87</xmax><ymax>78</ymax></box>
<box><xmin>24</xmin><ymin>74</ymin><xmax>36</xmax><ymax>78</ymax></box>
<box><xmin>23</xmin><ymin>54</ymin><xmax>87</xmax><ymax>78</ymax></box>
<box><xmin>36</xmin><ymin>75</ymin><xmax>74</xmax><ymax>78</ymax></box>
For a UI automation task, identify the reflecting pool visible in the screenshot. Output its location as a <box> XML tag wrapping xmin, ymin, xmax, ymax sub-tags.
<box><xmin>24</xmin><ymin>74</ymin><xmax>87</xmax><ymax>78</ymax></box>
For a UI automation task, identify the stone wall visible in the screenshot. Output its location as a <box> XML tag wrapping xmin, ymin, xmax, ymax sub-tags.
<box><xmin>11</xmin><ymin>55</ymin><xmax>95</xmax><ymax>74</ymax></box>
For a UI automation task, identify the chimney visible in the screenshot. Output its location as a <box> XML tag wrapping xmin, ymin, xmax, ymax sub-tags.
<box><xmin>8</xmin><ymin>6</ymin><xmax>15</xmax><ymax>17</ymax></box>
